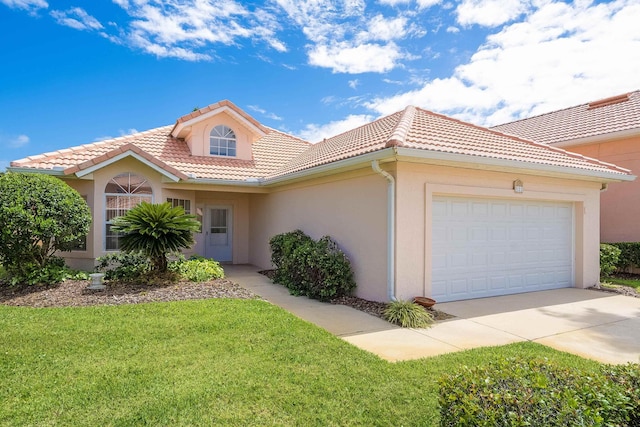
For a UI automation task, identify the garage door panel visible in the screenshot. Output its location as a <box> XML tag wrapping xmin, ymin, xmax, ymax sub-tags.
<box><xmin>432</xmin><ymin>196</ymin><xmax>573</xmax><ymax>302</ymax></box>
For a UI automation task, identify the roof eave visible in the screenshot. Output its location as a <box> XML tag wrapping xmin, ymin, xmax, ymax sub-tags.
<box><xmin>262</xmin><ymin>149</ymin><xmax>397</xmax><ymax>186</ymax></box>
<box><xmin>73</xmin><ymin>151</ymin><xmax>184</xmax><ymax>182</ymax></box>
<box><xmin>5</xmin><ymin>166</ymin><xmax>66</xmax><ymax>175</ymax></box>
<box><xmin>395</xmin><ymin>147</ymin><xmax>636</xmax><ymax>183</ymax></box>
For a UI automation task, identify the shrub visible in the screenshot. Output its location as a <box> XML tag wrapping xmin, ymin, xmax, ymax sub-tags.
<box><xmin>607</xmin><ymin>242</ymin><xmax>640</xmax><ymax>273</ymax></box>
<box><xmin>0</xmin><ymin>173</ymin><xmax>91</xmax><ymax>285</ymax></box>
<box><xmin>600</xmin><ymin>243</ymin><xmax>621</xmax><ymax>277</ymax></box>
<box><xmin>269</xmin><ymin>230</ymin><xmax>313</xmax><ymax>290</ymax></box>
<box><xmin>170</xmin><ymin>258</ymin><xmax>224</xmax><ymax>282</ymax></box>
<box><xmin>110</xmin><ymin>202</ymin><xmax>200</xmax><ymax>272</ymax></box>
<box><xmin>269</xmin><ymin>231</ymin><xmax>356</xmax><ymax>301</ymax></box>
<box><xmin>383</xmin><ymin>300</ymin><xmax>434</xmax><ymax>328</ymax></box>
<box><xmin>96</xmin><ymin>252</ymin><xmax>150</xmax><ymax>281</ymax></box>
<box><xmin>603</xmin><ymin>363</ymin><xmax>640</xmax><ymax>425</ymax></box>
<box><xmin>0</xmin><ymin>257</ymin><xmax>89</xmax><ymax>286</ymax></box>
<box><xmin>438</xmin><ymin>358</ymin><xmax>637</xmax><ymax>427</ymax></box>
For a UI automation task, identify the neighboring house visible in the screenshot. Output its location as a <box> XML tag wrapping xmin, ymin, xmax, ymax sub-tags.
<box><xmin>493</xmin><ymin>90</ymin><xmax>640</xmax><ymax>243</ymax></box>
<box><xmin>9</xmin><ymin>100</ymin><xmax>634</xmax><ymax>302</ymax></box>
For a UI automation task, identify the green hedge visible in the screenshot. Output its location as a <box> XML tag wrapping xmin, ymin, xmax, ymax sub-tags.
<box><xmin>438</xmin><ymin>358</ymin><xmax>640</xmax><ymax>426</ymax></box>
<box><xmin>269</xmin><ymin>230</ymin><xmax>356</xmax><ymax>301</ymax></box>
<box><xmin>605</xmin><ymin>242</ymin><xmax>640</xmax><ymax>273</ymax></box>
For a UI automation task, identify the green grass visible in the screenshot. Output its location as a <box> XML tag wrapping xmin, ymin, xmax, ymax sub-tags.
<box><xmin>0</xmin><ymin>299</ymin><xmax>603</xmax><ymax>426</ymax></box>
<box><xmin>602</xmin><ymin>275</ymin><xmax>640</xmax><ymax>290</ymax></box>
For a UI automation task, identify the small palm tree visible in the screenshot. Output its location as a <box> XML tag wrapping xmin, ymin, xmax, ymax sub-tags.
<box><xmin>111</xmin><ymin>202</ymin><xmax>200</xmax><ymax>272</ymax></box>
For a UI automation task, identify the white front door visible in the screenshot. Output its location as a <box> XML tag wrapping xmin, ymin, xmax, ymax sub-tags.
<box><xmin>206</xmin><ymin>206</ymin><xmax>233</xmax><ymax>262</ymax></box>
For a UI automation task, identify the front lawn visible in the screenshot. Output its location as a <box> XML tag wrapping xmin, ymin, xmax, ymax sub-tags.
<box><xmin>0</xmin><ymin>299</ymin><xmax>602</xmax><ymax>426</ymax></box>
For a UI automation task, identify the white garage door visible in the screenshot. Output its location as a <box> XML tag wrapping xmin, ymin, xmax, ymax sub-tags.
<box><xmin>431</xmin><ymin>196</ymin><xmax>573</xmax><ymax>302</ymax></box>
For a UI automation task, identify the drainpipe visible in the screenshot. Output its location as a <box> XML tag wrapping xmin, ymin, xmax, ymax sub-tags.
<box><xmin>371</xmin><ymin>160</ymin><xmax>396</xmax><ymax>301</ymax></box>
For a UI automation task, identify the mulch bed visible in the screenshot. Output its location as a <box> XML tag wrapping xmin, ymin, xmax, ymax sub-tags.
<box><xmin>0</xmin><ymin>279</ymin><xmax>258</xmax><ymax>308</ymax></box>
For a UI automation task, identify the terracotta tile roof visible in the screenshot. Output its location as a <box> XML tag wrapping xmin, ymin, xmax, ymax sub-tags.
<box><xmin>272</xmin><ymin>106</ymin><xmax>631</xmax><ymax>179</ymax></box>
<box><xmin>492</xmin><ymin>90</ymin><xmax>640</xmax><ymax>145</ymax></box>
<box><xmin>11</xmin><ymin>125</ymin><xmax>310</xmax><ymax>181</ymax></box>
<box><xmin>11</xmin><ymin>102</ymin><xmax>631</xmax><ymax>183</ymax></box>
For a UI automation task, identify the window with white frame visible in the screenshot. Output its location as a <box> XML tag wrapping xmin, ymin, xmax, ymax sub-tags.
<box><xmin>105</xmin><ymin>173</ymin><xmax>153</xmax><ymax>250</ymax></box>
<box><xmin>210</xmin><ymin>125</ymin><xmax>236</xmax><ymax>157</ymax></box>
<box><xmin>166</xmin><ymin>198</ymin><xmax>191</xmax><ymax>214</ymax></box>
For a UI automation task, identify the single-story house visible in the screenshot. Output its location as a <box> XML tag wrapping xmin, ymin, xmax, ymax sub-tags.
<box><xmin>493</xmin><ymin>90</ymin><xmax>640</xmax><ymax>243</ymax></box>
<box><xmin>9</xmin><ymin>100</ymin><xmax>635</xmax><ymax>302</ymax></box>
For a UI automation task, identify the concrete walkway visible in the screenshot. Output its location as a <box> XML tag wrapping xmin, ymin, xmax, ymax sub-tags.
<box><xmin>224</xmin><ymin>265</ymin><xmax>640</xmax><ymax>364</ymax></box>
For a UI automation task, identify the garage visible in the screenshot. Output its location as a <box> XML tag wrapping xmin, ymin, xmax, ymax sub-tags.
<box><xmin>431</xmin><ymin>196</ymin><xmax>574</xmax><ymax>302</ymax></box>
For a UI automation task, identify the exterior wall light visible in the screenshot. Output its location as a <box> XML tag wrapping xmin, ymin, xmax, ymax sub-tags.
<box><xmin>513</xmin><ymin>179</ymin><xmax>524</xmax><ymax>194</ymax></box>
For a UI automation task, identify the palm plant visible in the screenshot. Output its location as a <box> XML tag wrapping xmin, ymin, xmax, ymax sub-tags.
<box><xmin>110</xmin><ymin>202</ymin><xmax>200</xmax><ymax>272</ymax></box>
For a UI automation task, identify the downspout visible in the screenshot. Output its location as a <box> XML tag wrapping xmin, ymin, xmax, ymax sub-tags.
<box><xmin>372</xmin><ymin>160</ymin><xmax>396</xmax><ymax>301</ymax></box>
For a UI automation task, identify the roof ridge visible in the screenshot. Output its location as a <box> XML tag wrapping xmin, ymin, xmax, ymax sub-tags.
<box><xmin>386</xmin><ymin>105</ymin><xmax>416</xmax><ymax>148</ymax></box>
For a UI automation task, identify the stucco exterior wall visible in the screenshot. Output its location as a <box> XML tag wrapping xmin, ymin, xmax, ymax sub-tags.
<box><xmin>59</xmin><ymin>178</ymin><xmax>96</xmax><ymax>270</ymax></box>
<box><xmin>558</xmin><ymin>135</ymin><xmax>640</xmax><ymax>243</ymax></box>
<box><xmin>248</xmin><ymin>169</ymin><xmax>389</xmax><ymax>302</ymax></box>
<box><xmin>394</xmin><ymin>161</ymin><xmax>602</xmax><ymax>300</ymax></box>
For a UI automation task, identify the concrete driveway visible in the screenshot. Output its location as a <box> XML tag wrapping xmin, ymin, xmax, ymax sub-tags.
<box><xmin>346</xmin><ymin>288</ymin><xmax>640</xmax><ymax>364</ymax></box>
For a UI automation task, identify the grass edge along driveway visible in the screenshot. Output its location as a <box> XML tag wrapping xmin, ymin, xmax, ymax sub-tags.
<box><xmin>0</xmin><ymin>299</ymin><xmax>602</xmax><ymax>426</ymax></box>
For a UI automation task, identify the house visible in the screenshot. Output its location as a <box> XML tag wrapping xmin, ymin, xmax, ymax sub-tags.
<box><xmin>9</xmin><ymin>100</ymin><xmax>634</xmax><ymax>302</ymax></box>
<box><xmin>493</xmin><ymin>90</ymin><xmax>640</xmax><ymax>243</ymax></box>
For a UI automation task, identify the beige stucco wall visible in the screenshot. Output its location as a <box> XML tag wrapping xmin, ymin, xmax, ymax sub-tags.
<box><xmin>59</xmin><ymin>178</ymin><xmax>96</xmax><ymax>270</ymax></box>
<box><xmin>248</xmin><ymin>168</ymin><xmax>389</xmax><ymax>302</ymax></box>
<box><xmin>185</xmin><ymin>110</ymin><xmax>256</xmax><ymax>160</ymax></box>
<box><xmin>559</xmin><ymin>135</ymin><xmax>640</xmax><ymax>243</ymax></box>
<box><xmin>394</xmin><ymin>161</ymin><xmax>602</xmax><ymax>301</ymax></box>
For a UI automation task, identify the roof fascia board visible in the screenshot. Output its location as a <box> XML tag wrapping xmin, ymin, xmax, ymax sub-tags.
<box><xmin>395</xmin><ymin>147</ymin><xmax>636</xmax><ymax>183</ymax></box>
<box><xmin>5</xmin><ymin>167</ymin><xmax>65</xmax><ymax>175</ymax></box>
<box><xmin>75</xmin><ymin>151</ymin><xmax>181</xmax><ymax>182</ymax></box>
<box><xmin>262</xmin><ymin>149</ymin><xmax>397</xmax><ymax>186</ymax></box>
<box><xmin>550</xmin><ymin>127</ymin><xmax>640</xmax><ymax>148</ymax></box>
<box><xmin>172</xmin><ymin>106</ymin><xmax>267</xmax><ymax>138</ymax></box>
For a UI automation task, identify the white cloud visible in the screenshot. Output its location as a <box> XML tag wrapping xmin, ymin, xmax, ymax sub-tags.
<box><xmin>456</xmin><ymin>0</ymin><xmax>531</xmax><ymax>27</ymax></box>
<box><xmin>113</xmin><ymin>0</ymin><xmax>286</xmax><ymax>61</ymax></box>
<box><xmin>247</xmin><ymin>105</ymin><xmax>283</xmax><ymax>121</ymax></box>
<box><xmin>0</xmin><ymin>0</ymin><xmax>47</xmax><ymax>13</ymax></box>
<box><xmin>298</xmin><ymin>114</ymin><xmax>374</xmax><ymax>143</ymax></box>
<box><xmin>366</xmin><ymin>0</ymin><xmax>640</xmax><ymax>126</ymax></box>
<box><xmin>309</xmin><ymin>41</ymin><xmax>404</xmax><ymax>74</ymax></box>
<box><xmin>349</xmin><ymin>79</ymin><xmax>360</xmax><ymax>89</ymax></box>
<box><xmin>446</xmin><ymin>26</ymin><xmax>460</xmax><ymax>33</ymax></box>
<box><xmin>358</xmin><ymin>14</ymin><xmax>408</xmax><ymax>42</ymax></box>
<box><xmin>50</xmin><ymin>8</ymin><xmax>103</xmax><ymax>31</ymax></box>
<box><xmin>8</xmin><ymin>134</ymin><xmax>29</xmax><ymax>148</ymax></box>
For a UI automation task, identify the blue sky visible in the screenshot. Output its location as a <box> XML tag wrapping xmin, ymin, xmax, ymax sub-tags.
<box><xmin>1</xmin><ymin>0</ymin><xmax>639</xmax><ymax>171</ymax></box>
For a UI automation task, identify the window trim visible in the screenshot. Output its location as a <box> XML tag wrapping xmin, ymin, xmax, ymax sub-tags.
<box><xmin>104</xmin><ymin>173</ymin><xmax>153</xmax><ymax>251</ymax></box>
<box><xmin>209</xmin><ymin>125</ymin><xmax>237</xmax><ymax>157</ymax></box>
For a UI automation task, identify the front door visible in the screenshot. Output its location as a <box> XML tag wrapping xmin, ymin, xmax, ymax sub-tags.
<box><xmin>206</xmin><ymin>206</ymin><xmax>233</xmax><ymax>262</ymax></box>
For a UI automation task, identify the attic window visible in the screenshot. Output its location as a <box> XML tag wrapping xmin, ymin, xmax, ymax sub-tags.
<box><xmin>210</xmin><ymin>125</ymin><xmax>237</xmax><ymax>157</ymax></box>
<box><xmin>587</xmin><ymin>94</ymin><xmax>630</xmax><ymax>110</ymax></box>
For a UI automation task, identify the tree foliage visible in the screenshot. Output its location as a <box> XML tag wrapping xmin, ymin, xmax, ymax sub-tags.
<box><xmin>110</xmin><ymin>202</ymin><xmax>200</xmax><ymax>272</ymax></box>
<box><xmin>0</xmin><ymin>173</ymin><xmax>91</xmax><ymax>282</ymax></box>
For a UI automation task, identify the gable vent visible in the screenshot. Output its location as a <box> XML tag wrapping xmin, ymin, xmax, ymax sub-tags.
<box><xmin>587</xmin><ymin>93</ymin><xmax>630</xmax><ymax>110</ymax></box>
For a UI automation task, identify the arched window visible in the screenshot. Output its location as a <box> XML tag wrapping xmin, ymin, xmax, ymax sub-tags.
<box><xmin>105</xmin><ymin>173</ymin><xmax>153</xmax><ymax>250</ymax></box>
<box><xmin>210</xmin><ymin>125</ymin><xmax>236</xmax><ymax>157</ymax></box>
